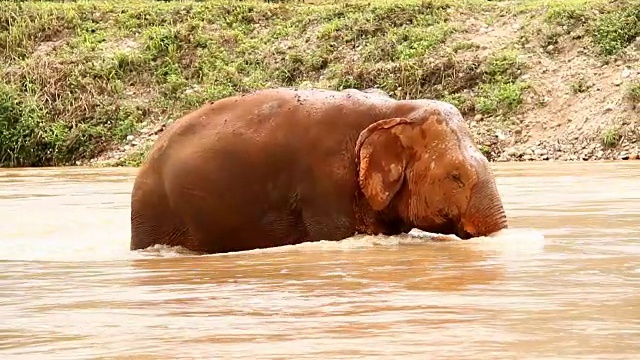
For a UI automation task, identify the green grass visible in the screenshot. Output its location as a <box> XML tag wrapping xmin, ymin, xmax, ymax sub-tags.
<box><xmin>113</xmin><ymin>142</ymin><xmax>153</xmax><ymax>167</ymax></box>
<box><xmin>534</xmin><ymin>0</ymin><xmax>640</xmax><ymax>56</ymax></box>
<box><xmin>475</xmin><ymin>82</ymin><xmax>527</xmax><ymax>115</ymax></box>
<box><xmin>1</xmin><ymin>0</ymin><xmax>639</xmax><ymax>167</ymax></box>
<box><xmin>474</xmin><ymin>49</ymin><xmax>528</xmax><ymax>116</ymax></box>
<box><xmin>0</xmin><ymin>0</ymin><xmax>470</xmax><ymax>167</ymax></box>
<box><xmin>601</xmin><ymin>126</ymin><xmax>621</xmax><ymax>148</ymax></box>
<box><xmin>569</xmin><ymin>77</ymin><xmax>591</xmax><ymax>94</ymax></box>
<box><xmin>626</xmin><ymin>81</ymin><xmax>640</xmax><ymax>103</ymax></box>
<box><xmin>592</xmin><ymin>6</ymin><xmax>640</xmax><ymax>56</ymax></box>
<box><xmin>478</xmin><ymin>144</ymin><xmax>492</xmax><ymax>159</ymax></box>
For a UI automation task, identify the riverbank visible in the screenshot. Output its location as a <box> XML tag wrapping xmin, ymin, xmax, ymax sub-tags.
<box><xmin>1</xmin><ymin>0</ymin><xmax>639</xmax><ymax>167</ymax></box>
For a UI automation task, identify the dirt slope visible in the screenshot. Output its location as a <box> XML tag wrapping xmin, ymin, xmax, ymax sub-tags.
<box><xmin>1</xmin><ymin>0</ymin><xmax>638</xmax><ymax>167</ymax></box>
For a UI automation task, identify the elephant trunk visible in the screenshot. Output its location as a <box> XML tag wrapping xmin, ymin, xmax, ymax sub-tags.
<box><xmin>459</xmin><ymin>175</ymin><xmax>508</xmax><ymax>239</ymax></box>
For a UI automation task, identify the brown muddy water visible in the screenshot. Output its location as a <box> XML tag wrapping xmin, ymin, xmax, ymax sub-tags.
<box><xmin>0</xmin><ymin>162</ymin><xmax>638</xmax><ymax>359</ymax></box>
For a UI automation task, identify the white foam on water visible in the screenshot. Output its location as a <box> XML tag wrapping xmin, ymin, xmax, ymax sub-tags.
<box><xmin>460</xmin><ymin>227</ymin><xmax>547</xmax><ymax>261</ymax></box>
<box><xmin>209</xmin><ymin>231</ymin><xmax>449</xmax><ymax>257</ymax></box>
<box><xmin>203</xmin><ymin>227</ymin><xmax>547</xmax><ymax>259</ymax></box>
<box><xmin>1</xmin><ymin>212</ymin><xmax>545</xmax><ymax>262</ymax></box>
<box><xmin>135</xmin><ymin>244</ymin><xmax>203</xmax><ymax>258</ymax></box>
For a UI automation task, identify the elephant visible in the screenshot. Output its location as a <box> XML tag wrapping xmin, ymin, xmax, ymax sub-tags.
<box><xmin>129</xmin><ymin>87</ymin><xmax>509</xmax><ymax>254</ymax></box>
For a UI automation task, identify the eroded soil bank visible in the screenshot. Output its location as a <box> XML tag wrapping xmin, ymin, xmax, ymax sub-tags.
<box><xmin>1</xmin><ymin>0</ymin><xmax>639</xmax><ymax>167</ymax></box>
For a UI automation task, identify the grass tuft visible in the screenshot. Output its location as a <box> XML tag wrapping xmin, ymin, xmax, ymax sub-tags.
<box><xmin>569</xmin><ymin>76</ymin><xmax>591</xmax><ymax>94</ymax></box>
<box><xmin>626</xmin><ymin>81</ymin><xmax>640</xmax><ymax>104</ymax></box>
<box><xmin>592</xmin><ymin>6</ymin><xmax>640</xmax><ymax>56</ymax></box>
<box><xmin>474</xmin><ymin>49</ymin><xmax>527</xmax><ymax>116</ymax></box>
<box><xmin>601</xmin><ymin>126</ymin><xmax>621</xmax><ymax>148</ymax></box>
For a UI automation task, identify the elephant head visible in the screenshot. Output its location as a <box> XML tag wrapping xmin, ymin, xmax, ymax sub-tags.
<box><xmin>355</xmin><ymin>102</ymin><xmax>508</xmax><ymax>239</ymax></box>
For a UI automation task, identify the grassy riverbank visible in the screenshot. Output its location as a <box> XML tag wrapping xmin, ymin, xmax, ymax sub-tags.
<box><xmin>1</xmin><ymin>0</ymin><xmax>639</xmax><ymax>167</ymax></box>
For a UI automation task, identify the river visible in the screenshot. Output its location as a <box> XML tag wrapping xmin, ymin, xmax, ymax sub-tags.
<box><xmin>0</xmin><ymin>162</ymin><xmax>638</xmax><ymax>359</ymax></box>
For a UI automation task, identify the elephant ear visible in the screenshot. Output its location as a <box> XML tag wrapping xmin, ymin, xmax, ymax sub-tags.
<box><xmin>355</xmin><ymin>118</ymin><xmax>414</xmax><ymax>211</ymax></box>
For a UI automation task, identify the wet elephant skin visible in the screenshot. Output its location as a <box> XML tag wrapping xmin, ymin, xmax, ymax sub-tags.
<box><xmin>130</xmin><ymin>87</ymin><xmax>509</xmax><ymax>254</ymax></box>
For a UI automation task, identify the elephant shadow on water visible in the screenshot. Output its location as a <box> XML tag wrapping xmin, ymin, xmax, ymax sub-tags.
<box><xmin>129</xmin><ymin>87</ymin><xmax>509</xmax><ymax>255</ymax></box>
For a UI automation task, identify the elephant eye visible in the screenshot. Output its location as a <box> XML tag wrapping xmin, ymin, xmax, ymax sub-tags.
<box><xmin>450</xmin><ymin>172</ymin><xmax>465</xmax><ymax>188</ymax></box>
